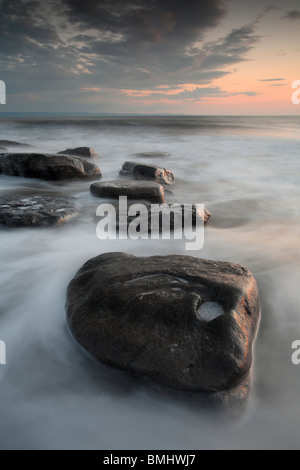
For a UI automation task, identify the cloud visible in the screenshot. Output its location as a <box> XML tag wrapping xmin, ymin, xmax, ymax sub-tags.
<box><xmin>0</xmin><ymin>0</ymin><xmax>263</xmax><ymax>110</ymax></box>
<box><xmin>282</xmin><ymin>10</ymin><xmax>300</xmax><ymax>20</ymax></box>
<box><xmin>263</xmin><ymin>5</ymin><xmax>280</xmax><ymax>14</ymax></box>
<box><xmin>259</xmin><ymin>78</ymin><xmax>285</xmax><ymax>81</ymax></box>
<box><xmin>0</xmin><ymin>0</ymin><xmax>227</xmax><ymax>88</ymax></box>
<box><xmin>118</xmin><ymin>84</ymin><xmax>259</xmax><ymax>101</ymax></box>
<box><xmin>199</xmin><ymin>23</ymin><xmax>260</xmax><ymax>70</ymax></box>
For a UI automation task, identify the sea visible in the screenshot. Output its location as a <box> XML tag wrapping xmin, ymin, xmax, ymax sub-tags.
<box><xmin>0</xmin><ymin>115</ymin><xmax>299</xmax><ymax>450</ymax></box>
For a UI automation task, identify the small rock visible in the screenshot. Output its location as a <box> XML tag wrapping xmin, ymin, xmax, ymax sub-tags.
<box><xmin>58</xmin><ymin>147</ymin><xmax>99</xmax><ymax>158</ymax></box>
<box><xmin>0</xmin><ymin>153</ymin><xmax>101</xmax><ymax>180</ymax></box>
<box><xmin>66</xmin><ymin>252</ymin><xmax>260</xmax><ymax>393</ymax></box>
<box><xmin>91</xmin><ymin>180</ymin><xmax>165</xmax><ymax>203</ymax></box>
<box><xmin>0</xmin><ymin>194</ymin><xmax>78</xmax><ymax>227</ymax></box>
<box><xmin>120</xmin><ymin>161</ymin><xmax>175</xmax><ymax>185</ymax></box>
<box><xmin>0</xmin><ymin>147</ymin><xmax>7</xmax><ymax>153</ymax></box>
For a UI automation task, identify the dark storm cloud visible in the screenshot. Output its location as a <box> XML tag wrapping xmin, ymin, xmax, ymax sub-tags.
<box><xmin>282</xmin><ymin>10</ymin><xmax>300</xmax><ymax>20</ymax></box>
<box><xmin>0</xmin><ymin>0</ymin><xmax>61</xmax><ymax>53</ymax></box>
<box><xmin>64</xmin><ymin>0</ymin><xmax>226</xmax><ymax>43</ymax></box>
<box><xmin>0</xmin><ymin>0</ymin><xmax>262</xmax><ymax>106</ymax></box>
<box><xmin>200</xmin><ymin>23</ymin><xmax>261</xmax><ymax>70</ymax></box>
<box><xmin>62</xmin><ymin>0</ymin><xmax>230</xmax><ymax>86</ymax></box>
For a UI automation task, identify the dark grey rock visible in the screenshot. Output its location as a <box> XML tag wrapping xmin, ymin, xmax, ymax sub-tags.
<box><xmin>0</xmin><ymin>140</ymin><xmax>33</xmax><ymax>148</ymax></box>
<box><xmin>120</xmin><ymin>161</ymin><xmax>175</xmax><ymax>185</ymax></box>
<box><xmin>0</xmin><ymin>194</ymin><xmax>78</xmax><ymax>227</ymax></box>
<box><xmin>66</xmin><ymin>252</ymin><xmax>260</xmax><ymax>393</ymax></box>
<box><xmin>134</xmin><ymin>152</ymin><xmax>172</xmax><ymax>158</ymax></box>
<box><xmin>91</xmin><ymin>180</ymin><xmax>165</xmax><ymax>203</ymax></box>
<box><xmin>115</xmin><ymin>202</ymin><xmax>210</xmax><ymax>231</ymax></box>
<box><xmin>58</xmin><ymin>147</ymin><xmax>99</xmax><ymax>158</ymax></box>
<box><xmin>0</xmin><ymin>153</ymin><xmax>101</xmax><ymax>180</ymax></box>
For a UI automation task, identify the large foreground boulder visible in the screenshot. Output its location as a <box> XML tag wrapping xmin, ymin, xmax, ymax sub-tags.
<box><xmin>0</xmin><ymin>194</ymin><xmax>78</xmax><ymax>227</ymax></box>
<box><xmin>120</xmin><ymin>161</ymin><xmax>175</xmax><ymax>185</ymax></box>
<box><xmin>91</xmin><ymin>180</ymin><xmax>165</xmax><ymax>203</ymax></box>
<box><xmin>0</xmin><ymin>153</ymin><xmax>101</xmax><ymax>180</ymax></box>
<box><xmin>67</xmin><ymin>253</ymin><xmax>260</xmax><ymax>393</ymax></box>
<box><xmin>58</xmin><ymin>147</ymin><xmax>99</xmax><ymax>158</ymax></box>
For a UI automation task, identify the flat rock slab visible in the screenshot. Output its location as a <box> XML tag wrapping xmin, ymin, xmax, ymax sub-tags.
<box><xmin>91</xmin><ymin>180</ymin><xmax>165</xmax><ymax>203</ymax></box>
<box><xmin>134</xmin><ymin>152</ymin><xmax>172</xmax><ymax>158</ymax></box>
<box><xmin>120</xmin><ymin>161</ymin><xmax>175</xmax><ymax>185</ymax></box>
<box><xmin>0</xmin><ymin>153</ymin><xmax>101</xmax><ymax>180</ymax></box>
<box><xmin>58</xmin><ymin>147</ymin><xmax>99</xmax><ymax>158</ymax></box>
<box><xmin>0</xmin><ymin>194</ymin><xmax>78</xmax><ymax>227</ymax></box>
<box><xmin>67</xmin><ymin>253</ymin><xmax>260</xmax><ymax>393</ymax></box>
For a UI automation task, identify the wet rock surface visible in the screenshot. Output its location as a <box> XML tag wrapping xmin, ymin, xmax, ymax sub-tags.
<box><xmin>91</xmin><ymin>180</ymin><xmax>165</xmax><ymax>203</ymax></box>
<box><xmin>67</xmin><ymin>252</ymin><xmax>260</xmax><ymax>393</ymax></box>
<box><xmin>0</xmin><ymin>194</ymin><xmax>78</xmax><ymax>227</ymax></box>
<box><xmin>120</xmin><ymin>161</ymin><xmax>175</xmax><ymax>185</ymax></box>
<box><xmin>0</xmin><ymin>153</ymin><xmax>101</xmax><ymax>180</ymax></box>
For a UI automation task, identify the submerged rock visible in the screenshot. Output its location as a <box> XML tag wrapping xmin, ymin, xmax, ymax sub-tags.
<box><xmin>58</xmin><ymin>147</ymin><xmax>99</xmax><ymax>158</ymax></box>
<box><xmin>120</xmin><ymin>161</ymin><xmax>175</xmax><ymax>185</ymax></box>
<box><xmin>67</xmin><ymin>252</ymin><xmax>260</xmax><ymax>393</ymax></box>
<box><xmin>0</xmin><ymin>194</ymin><xmax>78</xmax><ymax>227</ymax></box>
<box><xmin>91</xmin><ymin>180</ymin><xmax>165</xmax><ymax>203</ymax></box>
<box><xmin>134</xmin><ymin>152</ymin><xmax>172</xmax><ymax>158</ymax></box>
<box><xmin>0</xmin><ymin>153</ymin><xmax>101</xmax><ymax>180</ymax></box>
<box><xmin>0</xmin><ymin>140</ymin><xmax>33</xmax><ymax>148</ymax></box>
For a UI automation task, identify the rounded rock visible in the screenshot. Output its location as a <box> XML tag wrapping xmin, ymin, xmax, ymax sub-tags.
<box><xmin>66</xmin><ymin>252</ymin><xmax>260</xmax><ymax>393</ymax></box>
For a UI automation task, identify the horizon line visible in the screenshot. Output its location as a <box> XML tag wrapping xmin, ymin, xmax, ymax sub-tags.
<box><xmin>0</xmin><ymin>112</ymin><xmax>299</xmax><ymax>117</ymax></box>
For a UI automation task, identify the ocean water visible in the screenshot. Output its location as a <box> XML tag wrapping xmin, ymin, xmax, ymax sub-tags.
<box><xmin>0</xmin><ymin>115</ymin><xmax>300</xmax><ymax>450</ymax></box>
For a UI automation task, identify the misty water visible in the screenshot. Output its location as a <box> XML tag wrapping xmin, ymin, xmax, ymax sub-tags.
<box><xmin>0</xmin><ymin>116</ymin><xmax>299</xmax><ymax>449</ymax></box>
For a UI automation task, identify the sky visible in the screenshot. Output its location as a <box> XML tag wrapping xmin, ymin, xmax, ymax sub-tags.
<box><xmin>0</xmin><ymin>0</ymin><xmax>300</xmax><ymax>115</ymax></box>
